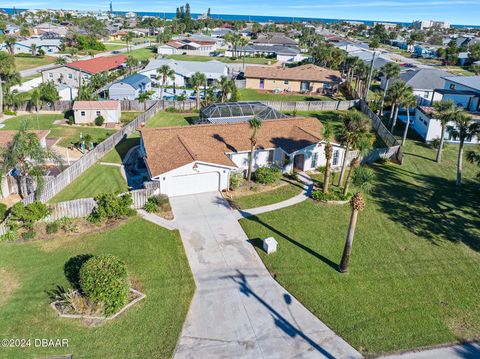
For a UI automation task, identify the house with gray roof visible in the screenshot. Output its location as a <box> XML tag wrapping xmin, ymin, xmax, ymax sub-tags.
<box><xmin>225</xmin><ymin>44</ymin><xmax>304</xmax><ymax>63</ymax></box>
<box><xmin>253</xmin><ymin>33</ymin><xmax>298</xmax><ymax>48</ymax></box>
<box><xmin>108</xmin><ymin>73</ymin><xmax>152</xmax><ymax>100</ymax></box>
<box><xmin>140</xmin><ymin>58</ymin><xmax>228</xmax><ymax>87</ymax></box>
<box><xmin>1</xmin><ymin>38</ymin><xmax>62</xmax><ymax>55</ymax></box>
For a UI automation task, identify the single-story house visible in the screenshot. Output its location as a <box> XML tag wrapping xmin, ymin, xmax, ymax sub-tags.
<box><xmin>225</xmin><ymin>44</ymin><xmax>304</xmax><ymax>63</ymax></box>
<box><xmin>140</xmin><ymin>117</ymin><xmax>346</xmax><ymax>197</ymax></box>
<box><xmin>108</xmin><ymin>73</ymin><xmax>151</xmax><ymax>100</ymax></box>
<box><xmin>244</xmin><ymin>64</ymin><xmax>342</xmax><ymax>93</ymax></box>
<box><xmin>140</xmin><ymin>58</ymin><xmax>228</xmax><ymax>87</ymax></box>
<box><xmin>41</xmin><ymin>55</ymin><xmax>127</xmax><ymax>88</ymax></box>
<box><xmin>414</xmin><ymin>106</ymin><xmax>479</xmax><ymax>144</ymax></box>
<box><xmin>253</xmin><ymin>33</ymin><xmax>298</xmax><ymax>48</ymax></box>
<box><xmin>413</xmin><ymin>44</ymin><xmax>439</xmax><ymax>59</ymax></box>
<box><xmin>1</xmin><ymin>38</ymin><xmax>62</xmax><ymax>54</ymax></box>
<box><xmin>72</xmin><ymin>101</ymin><xmax>121</xmax><ymax>124</ymax></box>
<box><xmin>380</xmin><ymin>68</ymin><xmax>452</xmax><ymax>106</ymax></box>
<box><xmin>157</xmin><ymin>38</ymin><xmax>217</xmax><ymax>56</ymax></box>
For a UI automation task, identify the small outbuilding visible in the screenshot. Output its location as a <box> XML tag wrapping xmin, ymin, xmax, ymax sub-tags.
<box><xmin>73</xmin><ymin>101</ymin><xmax>121</xmax><ymax>125</ymax></box>
<box><xmin>109</xmin><ymin>73</ymin><xmax>152</xmax><ymax>100</ymax></box>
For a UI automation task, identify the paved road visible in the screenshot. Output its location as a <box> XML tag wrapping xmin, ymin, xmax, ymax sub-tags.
<box><xmin>378</xmin><ymin>342</ymin><xmax>480</xmax><ymax>359</ymax></box>
<box><xmin>170</xmin><ymin>192</ymin><xmax>361</xmax><ymax>359</ymax></box>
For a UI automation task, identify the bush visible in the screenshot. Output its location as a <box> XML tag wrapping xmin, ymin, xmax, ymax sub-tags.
<box><xmin>311</xmin><ymin>187</ymin><xmax>351</xmax><ymax>202</ymax></box>
<box><xmin>229</xmin><ymin>172</ymin><xmax>244</xmax><ymax>190</ymax></box>
<box><xmin>79</xmin><ymin>254</ymin><xmax>129</xmax><ymax>315</ymax></box>
<box><xmin>21</xmin><ymin>230</ymin><xmax>36</xmax><ymax>240</ymax></box>
<box><xmin>144</xmin><ymin>197</ymin><xmax>158</xmax><ymax>213</ymax></box>
<box><xmin>46</xmin><ymin>222</ymin><xmax>59</xmax><ymax>234</ymax></box>
<box><xmin>3</xmin><ymin>109</ymin><xmax>16</xmax><ymax>116</ymax></box>
<box><xmin>8</xmin><ymin>201</ymin><xmax>51</xmax><ymax>230</ymax></box>
<box><xmin>58</xmin><ymin>217</ymin><xmax>78</xmax><ymax>233</ymax></box>
<box><xmin>0</xmin><ymin>203</ymin><xmax>7</xmax><ymax>221</ymax></box>
<box><xmin>254</xmin><ymin>167</ymin><xmax>282</xmax><ymax>185</ymax></box>
<box><xmin>88</xmin><ymin>193</ymin><xmax>134</xmax><ymax>223</ymax></box>
<box><xmin>67</xmin><ymin>115</ymin><xmax>75</xmax><ymax>125</ymax></box>
<box><xmin>94</xmin><ymin>115</ymin><xmax>105</xmax><ymax>126</ymax></box>
<box><xmin>0</xmin><ymin>230</ymin><xmax>17</xmax><ymax>242</ymax></box>
<box><xmin>431</xmin><ymin>137</ymin><xmax>445</xmax><ymax>150</ymax></box>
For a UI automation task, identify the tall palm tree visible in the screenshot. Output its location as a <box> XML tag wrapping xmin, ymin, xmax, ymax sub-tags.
<box><xmin>387</xmin><ymin>81</ymin><xmax>410</xmax><ymax>133</ymax></box>
<box><xmin>247</xmin><ymin>118</ymin><xmax>262</xmax><ymax>182</ymax></box>
<box><xmin>4</xmin><ymin>37</ymin><xmax>16</xmax><ymax>55</ymax></box>
<box><xmin>448</xmin><ymin>110</ymin><xmax>479</xmax><ymax>186</ymax></box>
<box><xmin>30</xmin><ymin>43</ymin><xmax>37</xmax><ymax>56</ymax></box>
<box><xmin>338</xmin><ymin>111</ymin><xmax>372</xmax><ymax>187</ymax></box>
<box><xmin>400</xmin><ymin>93</ymin><xmax>418</xmax><ymax>147</ymax></box>
<box><xmin>125</xmin><ymin>56</ymin><xmax>139</xmax><ymax>75</ymax></box>
<box><xmin>339</xmin><ymin>192</ymin><xmax>365</xmax><ymax>273</ymax></box>
<box><xmin>218</xmin><ymin>76</ymin><xmax>235</xmax><ymax>103</ymax></box>
<box><xmin>238</xmin><ymin>36</ymin><xmax>250</xmax><ymax>71</ymax></box>
<box><xmin>156</xmin><ymin>64</ymin><xmax>175</xmax><ymax>100</ymax></box>
<box><xmin>30</xmin><ymin>88</ymin><xmax>41</xmax><ymax>130</ymax></box>
<box><xmin>190</xmin><ymin>72</ymin><xmax>207</xmax><ymax>110</ymax></box>
<box><xmin>432</xmin><ymin>100</ymin><xmax>455</xmax><ymax>163</ymax></box>
<box><xmin>342</xmin><ymin>133</ymin><xmax>374</xmax><ymax>196</ymax></box>
<box><xmin>322</xmin><ymin>122</ymin><xmax>334</xmax><ymax>194</ymax></box>
<box><xmin>123</xmin><ymin>32</ymin><xmax>134</xmax><ymax>52</ymax></box>
<box><xmin>379</xmin><ymin>63</ymin><xmax>400</xmax><ymax>116</ymax></box>
<box><xmin>364</xmin><ymin>37</ymin><xmax>380</xmax><ymax>101</ymax></box>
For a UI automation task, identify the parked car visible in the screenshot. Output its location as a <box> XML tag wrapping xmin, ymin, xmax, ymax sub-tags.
<box><xmin>111</xmin><ymin>50</ymin><xmax>121</xmax><ymax>54</ymax></box>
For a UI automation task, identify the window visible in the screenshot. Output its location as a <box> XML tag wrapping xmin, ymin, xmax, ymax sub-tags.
<box><xmin>332</xmin><ymin>150</ymin><xmax>340</xmax><ymax>166</ymax></box>
<box><xmin>150</xmin><ymin>74</ymin><xmax>157</xmax><ymax>79</ymax></box>
<box><xmin>449</xmin><ymin>84</ymin><xmax>456</xmax><ymax>90</ymax></box>
<box><xmin>284</xmin><ymin>80</ymin><xmax>289</xmax><ymax>85</ymax></box>
<box><xmin>80</xmin><ymin>111</ymin><xmax>85</xmax><ymax>116</ymax></box>
<box><xmin>311</xmin><ymin>152</ymin><xmax>318</xmax><ymax>168</ymax></box>
<box><xmin>267</xmin><ymin>150</ymin><xmax>274</xmax><ymax>163</ymax></box>
<box><xmin>48</xmin><ymin>73</ymin><xmax>53</xmax><ymax>78</ymax></box>
<box><xmin>424</xmin><ymin>91</ymin><xmax>429</xmax><ymax>97</ymax></box>
<box><xmin>68</xmin><ymin>74</ymin><xmax>73</xmax><ymax>79</ymax></box>
<box><xmin>96</xmin><ymin>111</ymin><xmax>101</xmax><ymax>116</ymax></box>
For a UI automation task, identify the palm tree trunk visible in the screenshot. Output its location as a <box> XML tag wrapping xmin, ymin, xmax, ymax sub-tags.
<box><xmin>456</xmin><ymin>138</ymin><xmax>464</xmax><ymax>186</ymax></box>
<box><xmin>343</xmin><ymin>159</ymin><xmax>357</xmax><ymax>195</ymax></box>
<box><xmin>323</xmin><ymin>155</ymin><xmax>331</xmax><ymax>194</ymax></box>
<box><xmin>338</xmin><ymin>143</ymin><xmax>350</xmax><ymax>187</ymax></box>
<box><xmin>380</xmin><ymin>78</ymin><xmax>389</xmax><ymax>116</ymax></box>
<box><xmin>196</xmin><ymin>86</ymin><xmax>200</xmax><ymax>110</ymax></box>
<box><xmin>436</xmin><ymin>125</ymin><xmax>446</xmax><ymax>163</ymax></box>
<box><xmin>401</xmin><ymin>106</ymin><xmax>410</xmax><ymax>146</ymax></box>
<box><xmin>364</xmin><ymin>52</ymin><xmax>376</xmax><ymax>101</ymax></box>
<box><xmin>247</xmin><ymin>143</ymin><xmax>255</xmax><ymax>182</ymax></box>
<box><xmin>339</xmin><ymin>208</ymin><xmax>358</xmax><ymax>273</ymax></box>
<box><xmin>390</xmin><ymin>106</ymin><xmax>399</xmax><ymax>133</ymax></box>
<box><xmin>0</xmin><ymin>76</ymin><xmax>3</xmax><ymax>117</ymax></box>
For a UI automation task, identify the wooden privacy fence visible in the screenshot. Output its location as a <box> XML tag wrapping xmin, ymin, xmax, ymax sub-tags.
<box><xmin>261</xmin><ymin>100</ymin><xmax>359</xmax><ymax>112</ymax></box>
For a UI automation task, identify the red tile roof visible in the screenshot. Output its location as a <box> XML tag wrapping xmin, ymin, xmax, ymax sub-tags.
<box><xmin>72</xmin><ymin>100</ymin><xmax>121</xmax><ymax>110</ymax></box>
<box><xmin>0</xmin><ymin>130</ymin><xmax>50</xmax><ymax>148</ymax></box>
<box><xmin>67</xmin><ymin>55</ymin><xmax>127</xmax><ymax>75</ymax></box>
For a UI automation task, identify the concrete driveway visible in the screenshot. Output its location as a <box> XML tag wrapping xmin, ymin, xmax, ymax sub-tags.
<box><xmin>170</xmin><ymin>192</ymin><xmax>361</xmax><ymax>359</ymax></box>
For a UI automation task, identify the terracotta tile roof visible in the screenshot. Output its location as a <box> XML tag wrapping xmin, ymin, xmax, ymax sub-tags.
<box><xmin>67</xmin><ymin>55</ymin><xmax>127</xmax><ymax>75</ymax></box>
<box><xmin>0</xmin><ymin>130</ymin><xmax>50</xmax><ymax>148</ymax></box>
<box><xmin>72</xmin><ymin>100</ymin><xmax>121</xmax><ymax>110</ymax></box>
<box><xmin>141</xmin><ymin>117</ymin><xmax>323</xmax><ymax>177</ymax></box>
<box><xmin>244</xmin><ymin>64</ymin><xmax>342</xmax><ymax>83</ymax></box>
<box><xmin>166</xmin><ymin>40</ymin><xmax>185</xmax><ymax>49</ymax></box>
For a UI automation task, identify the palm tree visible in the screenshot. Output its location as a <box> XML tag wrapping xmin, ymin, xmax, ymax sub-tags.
<box><xmin>339</xmin><ymin>192</ymin><xmax>365</xmax><ymax>273</ymax></box>
<box><xmin>448</xmin><ymin>110</ymin><xmax>479</xmax><ymax>186</ymax></box>
<box><xmin>432</xmin><ymin>100</ymin><xmax>455</xmax><ymax>163</ymax></box>
<box><xmin>123</xmin><ymin>32</ymin><xmax>134</xmax><ymax>52</ymax></box>
<box><xmin>387</xmin><ymin>81</ymin><xmax>410</xmax><ymax>133</ymax></box>
<box><xmin>125</xmin><ymin>56</ymin><xmax>139</xmax><ymax>74</ymax></box>
<box><xmin>247</xmin><ymin>118</ymin><xmax>262</xmax><ymax>182</ymax></box>
<box><xmin>190</xmin><ymin>72</ymin><xmax>207</xmax><ymax>110</ymax></box>
<box><xmin>342</xmin><ymin>133</ymin><xmax>374</xmax><ymax>196</ymax></box>
<box><xmin>322</xmin><ymin>122</ymin><xmax>334</xmax><ymax>194</ymax></box>
<box><xmin>379</xmin><ymin>63</ymin><xmax>400</xmax><ymax>116</ymax></box>
<box><xmin>218</xmin><ymin>76</ymin><xmax>235</xmax><ymax>103</ymax></box>
<box><xmin>400</xmin><ymin>93</ymin><xmax>418</xmax><ymax>147</ymax></box>
<box><xmin>4</xmin><ymin>37</ymin><xmax>16</xmax><ymax>55</ymax></box>
<box><xmin>338</xmin><ymin>111</ymin><xmax>372</xmax><ymax>187</ymax></box>
<box><xmin>0</xmin><ymin>123</ymin><xmax>62</xmax><ymax>198</ymax></box>
<box><xmin>30</xmin><ymin>43</ymin><xmax>37</xmax><ymax>56</ymax></box>
<box><xmin>30</xmin><ymin>88</ymin><xmax>41</xmax><ymax>130</ymax></box>
<box><xmin>238</xmin><ymin>36</ymin><xmax>250</xmax><ymax>71</ymax></box>
<box><xmin>156</xmin><ymin>64</ymin><xmax>175</xmax><ymax>101</ymax></box>
<box><xmin>55</xmin><ymin>56</ymin><xmax>67</xmax><ymax>65</ymax></box>
<box><xmin>364</xmin><ymin>37</ymin><xmax>380</xmax><ymax>101</ymax></box>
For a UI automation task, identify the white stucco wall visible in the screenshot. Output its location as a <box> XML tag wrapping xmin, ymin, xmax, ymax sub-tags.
<box><xmin>74</xmin><ymin>108</ymin><xmax>121</xmax><ymax>124</ymax></box>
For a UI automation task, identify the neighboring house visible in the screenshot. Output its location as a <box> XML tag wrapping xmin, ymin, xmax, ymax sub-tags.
<box><xmin>225</xmin><ymin>44</ymin><xmax>304</xmax><ymax>63</ymax></box>
<box><xmin>140</xmin><ymin>117</ymin><xmax>346</xmax><ymax>197</ymax></box>
<box><xmin>110</xmin><ymin>31</ymin><xmax>128</xmax><ymax>41</ymax></box>
<box><xmin>109</xmin><ymin>73</ymin><xmax>152</xmax><ymax>100</ymax></box>
<box><xmin>41</xmin><ymin>55</ymin><xmax>127</xmax><ymax>88</ymax></box>
<box><xmin>211</xmin><ymin>28</ymin><xmax>234</xmax><ymax>38</ymax></box>
<box><xmin>253</xmin><ymin>33</ymin><xmax>298</xmax><ymax>48</ymax></box>
<box><xmin>244</xmin><ymin>64</ymin><xmax>342</xmax><ymax>93</ymax></box>
<box><xmin>32</xmin><ymin>23</ymin><xmax>69</xmax><ymax>37</ymax></box>
<box><xmin>380</xmin><ymin>68</ymin><xmax>452</xmax><ymax>106</ymax></box>
<box><xmin>57</xmin><ymin>84</ymin><xmax>78</xmax><ymax>101</ymax></box>
<box><xmin>157</xmin><ymin>38</ymin><xmax>218</xmax><ymax>56</ymax></box>
<box><xmin>413</xmin><ymin>44</ymin><xmax>439</xmax><ymax>59</ymax></box>
<box><xmin>6</xmin><ymin>38</ymin><xmax>62</xmax><ymax>54</ymax></box>
<box><xmin>140</xmin><ymin>58</ymin><xmax>228</xmax><ymax>87</ymax></box>
<box><xmin>199</xmin><ymin>102</ymin><xmax>289</xmax><ymax>124</ymax></box>
<box><xmin>72</xmin><ymin>101</ymin><xmax>121</xmax><ymax>124</ymax></box>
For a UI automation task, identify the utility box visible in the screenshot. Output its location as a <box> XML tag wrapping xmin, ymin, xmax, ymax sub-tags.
<box><xmin>263</xmin><ymin>237</ymin><xmax>277</xmax><ymax>254</ymax></box>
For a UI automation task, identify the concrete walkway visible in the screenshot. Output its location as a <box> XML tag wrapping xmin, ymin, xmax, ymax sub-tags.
<box><xmin>235</xmin><ymin>172</ymin><xmax>313</xmax><ymax>220</ymax></box>
<box><xmin>137</xmin><ymin>209</ymin><xmax>177</xmax><ymax>230</ymax></box>
<box><xmin>170</xmin><ymin>192</ymin><xmax>361</xmax><ymax>359</ymax></box>
<box><xmin>378</xmin><ymin>342</ymin><xmax>480</xmax><ymax>359</ymax></box>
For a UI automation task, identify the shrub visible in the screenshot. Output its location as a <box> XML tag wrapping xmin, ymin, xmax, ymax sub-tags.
<box><xmin>311</xmin><ymin>187</ymin><xmax>351</xmax><ymax>202</ymax></box>
<box><xmin>144</xmin><ymin>197</ymin><xmax>158</xmax><ymax>213</ymax></box>
<box><xmin>67</xmin><ymin>115</ymin><xmax>75</xmax><ymax>125</ymax></box>
<box><xmin>316</xmin><ymin>166</ymin><xmax>327</xmax><ymax>174</ymax></box>
<box><xmin>0</xmin><ymin>203</ymin><xmax>7</xmax><ymax>221</ymax></box>
<box><xmin>94</xmin><ymin>115</ymin><xmax>105</xmax><ymax>126</ymax></box>
<box><xmin>46</xmin><ymin>222</ymin><xmax>59</xmax><ymax>234</ymax></box>
<box><xmin>79</xmin><ymin>255</ymin><xmax>129</xmax><ymax>315</ymax></box>
<box><xmin>229</xmin><ymin>172</ymin><xmax>244</xmax><ymax>190</ymax></box>
<box><xmin>431</xmin><ymin>137</ymin><xmax>445</xmax><ymax>150</ymax></box>
<box><xmin>254</xmin><ymin>167</ymin><xmax>282</xmax><ymax>185</ymax></box>
<box><xmin>8</xmin><ymin>201</ymin><xmax>51</xmax><ymax>230</ymax></box>
<box><xmin>352</xmin><ymin>166</ymin><xmax>376</xmax><ymax>193</ymax></box>
<box><xmin>58</xmin><ymin>217</ymin><xmax>79</xmax><ymax>233</ymax></box>
<box><xmin>4</xmin><ymin>109</ymin><xmax>16</xmax><ymax>116</ymax></box>
<box><xmin>88</xmin><ymin>193</ymin><xmax>134</xmax><ymax>223</ymax></box>
<box><xmin>0</xmin><ymin>230</ymin><xmax>17</xmax><ymax>242</ymax></box>
<box><xmin>22</xmin><ymin>230</ymin><xmax>36</xmax><ymax>240</ymax></box>
<box><xmin>64</xmin><ymin>254</ymin><xmax>94</xmax><ymax>289</ymax></box>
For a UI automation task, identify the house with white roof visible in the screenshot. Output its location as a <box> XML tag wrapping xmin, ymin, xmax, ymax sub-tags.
<box><xmin>109</xmin><ymin>73</ymin><xmax>152</xmax><ymax>100</ymax></box>
<box><xmin>1</xmin><ymin>38</ymin><xmax>62</xmax><ymax>55</ymax></box>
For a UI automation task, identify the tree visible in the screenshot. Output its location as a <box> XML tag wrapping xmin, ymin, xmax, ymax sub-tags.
<box><xmin>247</xmin><ymin>118</ymin><xmax>262</xmax><ymax>182</ymax></box>
<box><xmin>387</xmin><ymin>81</ymin><xmax>410</xmax><ymax>133</ymax></box>
<box><xmin>30</xmin><ymin>43</ymin><xmax>37</xmax><ymax>56</ymax></box>
<box><xmin>123</xmin><ymin>32</ymin><xmax>134</xmax><ymax>52</ymax></box>
<box><xmin>125</xmin><ymin>56</ymin><xmax>139</xmax><ymax>74</ymax></box>
<box><xmin>0</xmin><ymin>123</ymin><xmax>62</xmax><ymax>198</ymax></box>
<box><xmin>432</xmin><ymin>100</ymin><xmax>455</xmax><ymax>163</ymax></box>
<box><xmin>0</xmin><ymin>52</ymin><xmax>19</xmax><ymax>117</ymax></box>
<box><xmin>218</xmin><ymin>76</ymin><xmax>235</xmax><ymax>103</ymax></box>
<box><xmin>364</xmin><ymin>37</ymin><xmax>380</xmax><ymax>101</ymax></box>
<box><xmin>338</xmin><ymin>111</ymin><xmax>372</xmax><ymax>187</ymax></box>
<box><xmin>466</xmin><ymin>151</ymin><xmax>480</xmax><ymax>178</ymax></box>
<box><xmin>4</xmin><ymin>37</ymin><xmax>16</xmax><ymax>55</ymax></box>
<box><xmin>77</xmin><ymin>85</ymin><xmax>93</xmax><ymax>100</ymax></box>
<box><xmin>190</xmin><ymin>72</ymin><xmax>207</xmax><ymax>110</ymax></box>
<box><xmin>38</xmin><ymin>81</ymin><xmax>60</xmax><ymax>104</ymax></box>
<box><xmin>322</xmin><ymin>122</ymin><xmax>334</xmax><ymax>194</ymax></box>
<box><xmin>339</xmin><ymin>192</ymin><xmax>365</xmax><ymax>273</ymax></box>
<box><xmin>156</xmin><ymin>64</ymin><xmax>175</xmax><ymax>101</ymax></box>
<box><xmin>400</xmin><ymin>92</ymin><xmax>417</xmax><ymax>147</ymax></box>
<box><xmin>448</xmin><ymin>110</ymin><xmax>479</xmax><ymax>186</ymax></box>
<box><xmin>238</xmin><ymin>36</ymin><xmax>250</xmax><ymax>71</ymax></box>
<box><xmin>30</xmin><ymin>89</ymin><xmax>41</xmax><ymax>130</ymax></box>
<box><xmin>379</xmin><ymin>63</ymin><xmax>400</xmax><ymax>116</ymax></box>
<box><xmin>55</xmin><ymin>56</ymin><xmax>67</xmax><ymax>65</ymax></box>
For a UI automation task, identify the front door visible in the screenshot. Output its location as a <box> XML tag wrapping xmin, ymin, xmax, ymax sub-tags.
<box><xmin>259</xmin><ymin>79</ymin><xmax>265</xmax><ymax>89</ymax></box>
<box><xmin>293</xmin><ymin>154</ymin><xmax>305</xmax><ymax>171</ymax></box>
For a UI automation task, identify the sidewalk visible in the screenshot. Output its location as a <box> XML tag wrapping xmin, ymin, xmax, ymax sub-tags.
<box><xmin>378</xmin><ymin>342</ymin><xmax>480</xmax><ymax>359</ymax></box>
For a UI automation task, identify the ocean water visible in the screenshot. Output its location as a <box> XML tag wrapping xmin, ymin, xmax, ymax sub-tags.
<box><xmin>1</xmin><ymin>8</ymin><xmax>478</xmax><ymax>28</ymax></box>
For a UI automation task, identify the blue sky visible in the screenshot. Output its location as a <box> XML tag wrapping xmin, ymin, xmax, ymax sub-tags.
<box><xmin>4</xmin><ymin>0</ymin><xmax>480</xmax><ymax>25</ymax></box>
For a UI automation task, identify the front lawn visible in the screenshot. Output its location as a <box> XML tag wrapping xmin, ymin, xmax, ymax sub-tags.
<box><xmin>238</xmin><ymin>88</ymin><xmax>341</xmax><ymax>102</ymax></box>
<box><xmin>0</xmin><ymin>114</ymin><xmax>62</xmax><ymax>130</ymax></box>
<box><xmin>165</xmin><ymin>54</ymin><xmax>274</xmax><ymax>65</ymax></box>
<box><xmin>240</xmin><ymin>139</ymin><xmax>480</xmax><ymax>355</ymax></box>
<box><xmin>145</xmin><ymin>111</ymin><xmax>198</xmax><ymax>128</ymax></box>
<box><xmin>127</xmin><ymin>47</ymin><xmax>157</xmax><ymax>61</ymax></box>
<box><xmin>50</xmin><ymin>164</ymin><xmax>128</xmax><ymax>203</ymax></box>
<box><xmin>0</xmin><ymin>217</ymin><xmax>195</xmax><ymax>359</ymax></box>
<box><xmin>14</xmin><ymin>55</ymin><xmax>56</xmax><ymax>71</ymax></box>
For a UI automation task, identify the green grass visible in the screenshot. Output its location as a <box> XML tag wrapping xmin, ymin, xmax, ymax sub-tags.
<box><xmin>0</xmin><ymin>217</ymin><xmax>195</xmax><ymax>359</ymax></box>
<box><xmin>240</xmin><ymin>139</ymin><xmax>480</xmax><ymax>355</ymax></box>
<box><xmin>50</xmin><ymin>164</ymin><xmax>128</xmax><ymax>203</ymax></box>
<box><xmin>0</xmin><ymin>114</ymin><xmax>62</xmax><ymax>130</ymax></box>
<box><xmin>103</xmin><ymin>43</ymin><xmax>127</xmax><ymax>51</ymax></box>
<box><xmin>127</xmin><ymin>47</ymin><xmax>157</xmax><ymax>61</ymax></box>
<box><xmin>165</xmin><ymin>54</ymin><xmax>275</xmax><ymax>65</ymax></box>
<box><xmin>120</xmin><ymin>111</ymin><xmax>141</xmax><ymax>124</ymax></box>
<box><xmin>101</xmin><ymin>134</ymin><xmax>140</xmax><ymax>164</ymax></box>
<box><xmin>145</xmin><ymin>111</ymin><xmax>198</xmax><ymax>128</ymax></box>
<box><xmin>230</xmin><ymin>180</ymin><xmax>303</xmax><ymax>209</ymax></box>
<box><xmin>238</xmin><ymin>88</ymin><xmax>341</xmax><ymax>102</ymax></box>
<box><xmin>21</xmin><ymin>73</ymin><xmax>41</xmax><ymax>83</ymax></box>
<box><xmin>14</xmin><ymin>55</ymin><xmax>56</xmax><ymax>71</ymax></box>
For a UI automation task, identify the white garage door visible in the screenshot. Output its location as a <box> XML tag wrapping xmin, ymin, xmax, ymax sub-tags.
<box><xmin>168</xmin><ymin>172</ymin><xmax>221</xmax><ymax>197</ymax></box>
